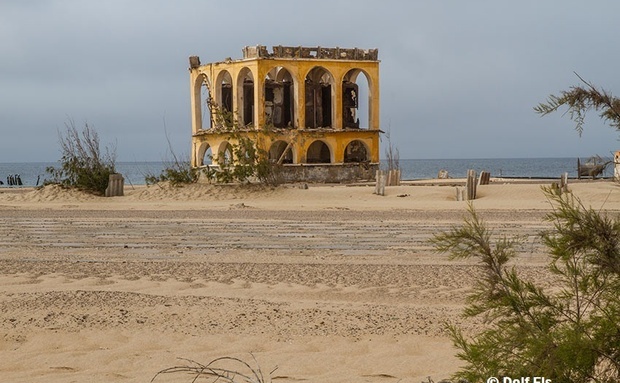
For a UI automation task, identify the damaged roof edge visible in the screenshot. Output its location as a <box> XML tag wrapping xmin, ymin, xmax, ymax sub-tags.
<box><xmin>188</xmin><ymin>45</ymin><xmax>379</xmax><ymax>69</ymax></box>
<box><xmin>243</xmin><ymin>45</ymin><xmax>379</xmax><ymax>61</ymax></box>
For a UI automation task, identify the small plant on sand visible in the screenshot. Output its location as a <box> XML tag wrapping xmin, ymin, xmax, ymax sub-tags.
<box><xmin>144</xmin><ymin>142</ymin><xmax>206</xmax><ymax>186</ymax></box>
<box><xmin>432</xmin><ymin>188</ymin><xmax>620</xmax><ymax>383</ymax></box>
<box><xmin>144</xmin><ymin>157</ymin><xmax>203</xmax><ymax>186</ymax></box>
<box><xmin>151</xmin><ymin>354</ymin><xmax>275</xmax><ymax>383</ymax></box>
<box><xmin>383</xmin><ymin>127</ymin><xmax>400</xmax><ymax>171</ymax></box>
<box><xmin>145</xmin><ymin>123</ymin><xmax>215</xmax><ymax>186</ymax></box>
<box><xmin>45</xmin><ymin>119</ymin><xmax>116</xmax><ymax>195</ymax></box>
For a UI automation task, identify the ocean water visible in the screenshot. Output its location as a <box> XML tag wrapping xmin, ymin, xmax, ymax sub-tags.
<box><xmin>0</xmin><ymin>162</ymin><xmax>167</xmax><ymax>187</ymax></box>
<box><xmin>393</xmin><ymin>157</ymin><xmax>599</xmax><ymax>180</ymax></box>
<box><xmin>0</xmin><ymin>157</ymin><xmax>613</xmax><ymax>187</ymax></box>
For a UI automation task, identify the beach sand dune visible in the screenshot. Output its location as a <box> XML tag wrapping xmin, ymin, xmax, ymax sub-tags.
<box><xmin>0</xmin><ymin>180</ymin><xmax>618</xmax><ymax>382</ymax></box>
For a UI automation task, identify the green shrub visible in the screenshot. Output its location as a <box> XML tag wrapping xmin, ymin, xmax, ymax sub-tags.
<box><xmin>432</xmin><ymin>188</ymin><xmax>620</xmax><ymax>383</ymax></box>
<box><xmin>213</xmin><ymin>136</ymin><xmax>283</xmax><ymax>186</ymax></box>
<box><xmin>144</xmin><ymin>158</ymin><xmax>203</xmax><ymax>186</ymax></box>
<box><xmin>46</xmin><ymin>120</ymin><xmax>116</xmax><ymax>195</ymax></box>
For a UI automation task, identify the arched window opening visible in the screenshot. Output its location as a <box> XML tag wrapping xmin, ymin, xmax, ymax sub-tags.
<box><xmin>218</xmin><ymin>142</ymin><xmax>233</xmax><ymax>167</ymax></box>
<box><xmin>199</xmin><ymin>75</ymin><xmax>212</xmax><ymax>130</ymax></box>
<box><xmin>238</xmin><ymin>68</ymin><xmax>254</xmax><ymax>126</ymax></box>
<box><xmin>215</xmin><ymin>71</ymin><xmax>233</xmax><ymax>128</ymax></box>
<box><xmin>305</xmin><ymin>67</ymin><xmax>333</xmax><ymax>129</ymax></box>
<box><xmin>343</xmin><ymin>69</ymin><xmax>371</xmax><ymax>129</ymax></box>
<box><xmin>201</xmin><ymin>145</ymin><xmax>213</xmax><ymax>166</ymax></box>
<box><xmin>265</xmin><ymin>67</ymin><xmax>294</xmax><ymax>128</ymax></box>
<box><xmin>343</xmin><ymin>80</ymin><xmax>359</xmax><ymax>128</ymax></box>
<box><xmin>344</xmin><ymin>140</ymin><xmax>369</xmax><ymax>163</ymax></box>
<box><xmin>220</xmin><ymin>72</ymin><xmax>233</xmax><ymax>113</ymax></box>
<box><xmin>306</xmin><ymin>140</ymin><xmax>331</xmax><ymax>164</ymax></box>
<box><xmin>269</xmin><ymin>140</ymin><xmax>293</xmax><ymax>164</ymax></box>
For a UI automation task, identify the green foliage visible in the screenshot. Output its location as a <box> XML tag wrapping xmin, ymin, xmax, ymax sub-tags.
<box><xmin>432</xmin><ymin>188</ymin><xmax>620</xmax><ymax>383</ymax></box>
<box><xmin>255</xmin><ymin>157</ymin><xmax>284</xmax><ymax>186</ymax></box>
<box><xmin>534</xmin><ymin>72</ymin><xmax>620</xmax><ymax>136</ymax></box>
<box><xmin>230</xmin><ymin>136</ymin><xmax>259</xmax><ymax>182</ymax></box>
<box><xmin>207</xmin><ymin>95</ymin><xmax>238</xmax><ymax>131</ymax></box>
<box><xmin>144</xmin><ymin>159</ymin><xmax>205</xmax><ymax>186</ymax></box>
<box><xmin>46</xmin><ymin>120</ymin><xmax>116</xmax><ymax>195</ymax></box>
<box><xmin>212</xmin><ymin>134</ymin><xmax>283</xmax><ymax>186</ymax></box>
<box><xmin>199</xmin><ymin>82</ymin><xmax>287</xmax><ymax>186</ymax></box>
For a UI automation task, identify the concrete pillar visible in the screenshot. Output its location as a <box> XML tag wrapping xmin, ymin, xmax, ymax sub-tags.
<box><xmin>466</xmin><ymin>169</ymin><xmax>477</xmax><ymax>200</ymax></box>
<box><xmin>105</xmin><ymin>173</ymin><xmax>124</xmax><ymax>197</ymax></box>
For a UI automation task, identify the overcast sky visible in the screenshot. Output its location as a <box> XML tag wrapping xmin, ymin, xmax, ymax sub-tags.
<box><xmin>2</xmin><ymin>1</ymin><xmax>620</xmax><ymax>163</ymax></box>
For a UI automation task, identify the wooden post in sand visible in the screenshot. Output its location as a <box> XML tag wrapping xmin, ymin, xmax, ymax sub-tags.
<box><xmin>374</xmin><ymin>170</ymin><xmax>386</xmax><ymax>196</ymax></box>
<box><xmin>615</xmin><ymin>151</ymin><xmax>620</xmax><ymax>182</ymax></box>
<box><xmin>105</xmin><ymin>173</ymin><xmax>124</xmax><ymax>197</ymax></box>
<box><xmin>478</xmin><ymin>171</ymin><xmax>491</xmax><ymax>186</ymax></box>
<box><xmin>388</xmin><ymin>169</ymin><xmax>401</xmax><ymax>186</ymax></box>
<box><xmin>560</xmin><ymin>172</ymin><xmax>569</xmax><ymax>194</ymax></box>
<box><xmin>456</xmin><ymin>187</ymin><xmax>466</xmax><ymax>201</ymax></box>
<box><xmin>466</xmin><ymin>169</ymin><xmax>477</xmax><ymax>200</ymax></box>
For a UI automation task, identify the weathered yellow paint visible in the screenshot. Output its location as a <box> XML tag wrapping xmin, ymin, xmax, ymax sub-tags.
<box><xmin>188</xmin><ymin>45</ymin><xmax>381</xmax><ymax>177</ymax></box>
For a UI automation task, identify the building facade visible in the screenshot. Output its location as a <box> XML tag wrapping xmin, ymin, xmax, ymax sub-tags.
<box><xmin>189</xmin><ymin>45</ymin><xmax>381</xmax><ymax>183</ymax></box>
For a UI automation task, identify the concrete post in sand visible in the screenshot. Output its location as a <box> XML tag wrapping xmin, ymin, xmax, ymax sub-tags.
<box><xmin>615</xmin><ymin>151</ymin><xmax>620</xmax><ymax>182</ymax></box>
<box><xmin>478</xmin><ymin>171</ymin><xmax>490</xmax><ymax>186</ymax></box>
<box><xmin>374</xmin><ymin>170</ymin><xmax>386</xmax><ymax>196</ymax></box>
<box><xmin>560</xmin><ymin>172</ymin><xmax>569</xmax><ymax>193</ymax></box>
<box><xmin>466</xmin><ymin>169</ymin><xmax>477</xmax><ymax>200</ymax></box>
<box><xmin>105</xmin><ymin>173</ymin><xmax>124</xmax><ymax>197</ymax></box>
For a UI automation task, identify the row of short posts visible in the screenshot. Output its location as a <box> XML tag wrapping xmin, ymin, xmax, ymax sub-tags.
<box><xmin>374</xmin><ymin>169</ymin><xmax>401</xmax><ymax>196</ymax></box>
<box><xmin>550</xmin><ymin>172</ymin><xmax>569</xmax><ymax>195</ymax></box>
<box><xmin>456</xmin><ymin>170</ymin><xmax>491</xmax><ymax>201</ymax></box>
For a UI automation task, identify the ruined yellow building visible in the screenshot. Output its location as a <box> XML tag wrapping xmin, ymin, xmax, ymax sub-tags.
<box><xmin>189</xmin><ymin>45</ymin><xmax>380</xmax><ymax>182</ymax></box>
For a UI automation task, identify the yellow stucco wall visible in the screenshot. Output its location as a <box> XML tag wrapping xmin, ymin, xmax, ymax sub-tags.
<box><xmin>188</xmin><ymin>46</ymin><xmax>381</xmax><ymax>171</ymax></box>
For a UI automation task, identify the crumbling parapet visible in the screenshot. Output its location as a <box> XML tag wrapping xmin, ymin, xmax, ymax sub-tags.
<box><xmin>242</xmin><ymin>45</ymin><xmax>379</xmax><ymax>61</ymax></box>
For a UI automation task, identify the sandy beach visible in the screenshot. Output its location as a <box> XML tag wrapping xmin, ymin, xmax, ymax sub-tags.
<box><xmin>1</xmin><ymin>179</ymin><xmax>619</xmax><ymax>383</ymax></box>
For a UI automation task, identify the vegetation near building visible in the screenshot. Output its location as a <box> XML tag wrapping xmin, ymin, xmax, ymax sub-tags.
<box><xmin>188</xmin><ymin>45</ymin><xmax>381</xmax><ymax>183</ymax></box>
